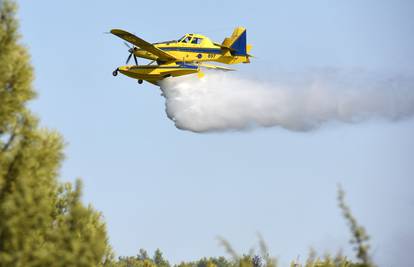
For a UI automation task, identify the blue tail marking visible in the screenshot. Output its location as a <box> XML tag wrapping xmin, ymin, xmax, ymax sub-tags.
<box><xmin>230</xmin><ymin>30</ymin><xmax>247</xmax><ymax>56</ymax></box>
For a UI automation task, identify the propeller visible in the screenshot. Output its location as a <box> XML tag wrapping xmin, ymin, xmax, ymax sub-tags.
<box><xmin>124</xmin><ymin>42</ymin><xmax>138</xmax><ymax>65</ymax></box>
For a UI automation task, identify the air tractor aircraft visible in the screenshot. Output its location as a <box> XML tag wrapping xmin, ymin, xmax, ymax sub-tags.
<box><xmin>110</xmin><ymin>27</ymin><xmax>252</xmax><ymax>85</ymax></box>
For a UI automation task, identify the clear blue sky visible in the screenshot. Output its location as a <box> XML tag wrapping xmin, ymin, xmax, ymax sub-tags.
<box><xmin>19</xmin><ymin>0</ymin><xmax>414</xmax><ymax>265</ymax></box>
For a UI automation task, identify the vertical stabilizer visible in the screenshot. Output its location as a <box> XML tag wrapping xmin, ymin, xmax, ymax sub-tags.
<box><xmin>222</xmin><ymin>27</ymin><xmax>248</xmax><ymax>55</ymax></box>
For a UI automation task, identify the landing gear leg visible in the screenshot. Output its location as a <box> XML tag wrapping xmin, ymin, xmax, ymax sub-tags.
<box><xmin>138</xmin><ymin>79</ymin><xmax>143</xmax><ymax>84</ymax></box>
<box><xmin>112</xmin><ymin>69</ymin><xmax>118</xmax><ymax>76</ymax></box>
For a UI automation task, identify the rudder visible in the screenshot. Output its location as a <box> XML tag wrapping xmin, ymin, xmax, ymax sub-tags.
<box><xmin>222</xmin><ymin>27</ymin><xmax>248</xmax><ymax>56</ymax></box>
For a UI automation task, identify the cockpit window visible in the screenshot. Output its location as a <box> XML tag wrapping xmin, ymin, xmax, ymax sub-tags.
<box><xmin>178</xmin><ymin>35</ymin><xmax>201</xmax><ymax>44</ymax></box>
<box><xmin>177</xmin><ymin>36</ymin><xmax>186</xmax><ymax>42</ymax></box>
<box><xmin>191</xmin><ymin>37</ymin><xmax>203</xmax><ymax>44</ymax></box>
<box><xmin>178</xmin><ymin>36</ymin><xmax>192</xmax><ymax>43</ymax></box>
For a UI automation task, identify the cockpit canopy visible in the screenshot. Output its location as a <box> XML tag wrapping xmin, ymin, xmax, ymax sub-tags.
<box><xmin>177</xmin><ymin>34</ymin><xmax>204</xmax><ymax>44</ymax></box>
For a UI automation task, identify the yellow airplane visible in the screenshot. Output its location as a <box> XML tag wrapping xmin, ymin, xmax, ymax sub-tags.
<box><xmin>110</xmin><ymin>27</ymin><xmax>252</xmax><ymax>85</ymax></box>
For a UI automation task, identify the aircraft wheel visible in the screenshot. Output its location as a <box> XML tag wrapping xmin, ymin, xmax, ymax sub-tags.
<box><xmin>138</xmin><ymin>79</ymin><xmax>143</xmax><ymax>84</ymax></box>
<box><xmin>112</xmin><ymin>69</ymin><xmax>118</xmax><ymax>76</ymax></box>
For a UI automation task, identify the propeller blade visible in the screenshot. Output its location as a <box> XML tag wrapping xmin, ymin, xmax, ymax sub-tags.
<box><xmin>124</xmin><ymin>42</ymin><xmax>131</xmax><ymax>49</ymax></box>
<box><xmin>133</xmin><ymin>55</ymin><xmax>138</xmax><ymax>66</ymax></box>
<box><xmin>126</xmin><ymin>53</ymin><xmax>132</xmax><ymax>64</ymax></box>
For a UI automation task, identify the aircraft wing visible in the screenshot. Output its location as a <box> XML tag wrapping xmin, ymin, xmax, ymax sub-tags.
<box><xmin>110</xmin><ymin>29</ymin><xmax>176</xmax><ymax>62</ymax></box>
<box><xmin>199</xmin><ymin>63</ymin><xmax>235</xmax><ymax>71</ymax></box>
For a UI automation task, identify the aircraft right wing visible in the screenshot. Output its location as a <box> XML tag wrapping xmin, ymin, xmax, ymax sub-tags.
<box><xmin>111</xmin><ymin>29</ymin><xmax>177</xmax><ymax>62</ymax></box>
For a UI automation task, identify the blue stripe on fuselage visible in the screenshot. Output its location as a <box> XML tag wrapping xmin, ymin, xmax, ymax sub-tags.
<box><xmin>128</xmin><ymin>64</ymin><xmax>198</xmax><ymax>70</ymax></box>
<box><xmin>160</xmin><ymin>47</ymin><xmax>222</xmax><ymax>54</ymax></box>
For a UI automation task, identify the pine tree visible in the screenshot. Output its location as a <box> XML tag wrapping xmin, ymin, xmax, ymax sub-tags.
<box><xmin>0</xmin><ymin>1</ymin><xmax>113</xmax><ymax>266</ymax></box>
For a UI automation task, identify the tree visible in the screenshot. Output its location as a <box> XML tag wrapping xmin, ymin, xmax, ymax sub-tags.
<box><xmin>153</xmin><ymin>249</ymin><xmax>170</xmax><ymax>267</ymax></box>
<box><xmin>0</xmin><ymin>1</ymin><xmax>113</xmax><ymax>266</ymax></box>
<box><xmin>137</xmin><ymin>249</ymin><xmax>150</xmax><ymax>261</ymax></box>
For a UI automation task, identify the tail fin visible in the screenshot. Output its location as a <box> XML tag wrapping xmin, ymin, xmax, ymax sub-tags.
<box><xmin>222</xmin><ymin>27</ymin><xmax>250</xmax><ymax>56</ymax></box>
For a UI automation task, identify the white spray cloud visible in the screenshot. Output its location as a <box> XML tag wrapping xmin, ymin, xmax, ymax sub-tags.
<box><xmin>158</xmin><ymin>69</ymin><xmax>414</xmax><ymax>132</ymax></box>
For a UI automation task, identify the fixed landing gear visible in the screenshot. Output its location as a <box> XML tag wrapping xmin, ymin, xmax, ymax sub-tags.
<box><xmin>112</xmin><ymin>69</ymin><xmax>118</xmax><ymax>76</ymax></box>
<box><xmin>137</xmin><ymin>79</ymin><xmax>143</xmax><ymax>84</ymax></box>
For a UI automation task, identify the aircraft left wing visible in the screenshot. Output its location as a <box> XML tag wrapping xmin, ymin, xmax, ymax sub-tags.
<box><xmin>110</xmin><ymin>29</ymin><xmax>177</xmax><ymax>62</ymax></box>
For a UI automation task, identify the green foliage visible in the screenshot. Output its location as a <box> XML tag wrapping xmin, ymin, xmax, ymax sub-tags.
<box><xmin>153</xmin><ymin>249</ymin><xmax>170</xmax><ymax>267</ymax></box>
<box><xmin>111</xmin><ymin>246</ymin><xmax>361</xmax><ymax>267</ymax></box>
<box><xmin>115</xmin><ymin>249</ymin><xmax>168</xmax><ymax>267</ymax></box>
<box><xmin>0</xmin><ymin>0</ymin><xmax>35</xmax><ymax>135</ymax></box>
<box><xmin>337</xmin><ymin>186</ymin><xmax>373</xmax><ymax>267</ymax></box>
<box><xmin>111</xmin><ymin>186</ymin><xmax>377</xmax><ymax>267</ymax></box>
<box><xmin>0</xmin><ymin>0</ymin><xmax>113</xmax><ymax>266</ymax></box>
<box><xmin>176</xmin><ymin>256</ymin><xmax>232</xmax><ymax>267</ymax></box>
<box><xmin>137</xmin><ymin>249</ymin><xmax>150</xmax><ymax>261</ymax></box>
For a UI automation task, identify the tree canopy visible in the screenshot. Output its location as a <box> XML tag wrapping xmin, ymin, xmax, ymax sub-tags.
<box><xmin>0</xmin><ymin>1</ymin><xmax>113</xmax><ymax>266</ymax></box>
